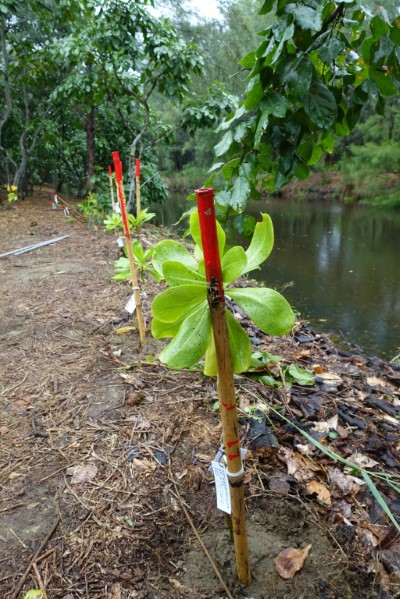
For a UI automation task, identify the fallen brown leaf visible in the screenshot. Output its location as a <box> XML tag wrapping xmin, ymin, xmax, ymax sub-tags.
<box><xmin>306</xmin><ymin>480</ymin><xmax>332</xmax><ymax>506</ymax></box>
<box><xmin>274</xmin><ymin>544</ymin><xmax>312</xmax><ymax>579</ymax></box>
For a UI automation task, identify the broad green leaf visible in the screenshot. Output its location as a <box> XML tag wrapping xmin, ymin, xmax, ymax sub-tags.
<box><xmin>221</xmin><ymin>246</ymin><xmax>248</xmax><ymax>284</ymax></box>
<box><xmin>260</xmin><ymin>92</ymin><xmax>288</xmax><ymax>118</ymax></box>
<box><xmin>231</xmin><ymin>176</ymin><xmax>251</xmax><ymax>212</ymax></box>
<box><xmin>228</xmin><ymin>287</ymin><xmax>295</xmax><ymax>335</ymax></box>
<box><xmin>289</xmin><ymin>5</ymin><xmax>322</xmax><ymax>32</ymax></box>
<box><xmin>226</xmin><ymin>309</ymin><xmax>252</xmax><ymax>373</ymax></box>
<box><xmin>254</xmin><ymin>112</ymin><xmax>269</xmax><ymax>148</ymax></box>
<box><xmin>152</xmin><ymin>240</ymin><xmax>198</xmax><ymax>277</ymax></box>
<box><xmin>243</xmin><ymin>214</ymin><xmax>274</xmax><ymax>274</ymax></box>
<box><xmin>159</xmin><ymin>303</ymin><xmax>211</xmax><ymax>369</ymax></box>
<box><xmin>370</xmin><ymin>15</ymin><xmax>389</xmax><ymax>40</ymax></box>
<box><xmin>190</xmin><ymin>210</ymin><xmax>226</xmax><ymax>257</ymax></box>
<box><xmin>204</xmin><ymin>334</ymin><xmax>217</xmax><ymax>376</ymax></box>
<box><xmin>204</xmin><ymin>310</ymin><xmax>252</xmax><ymax>376</ymax></box>
<box><xmin>151</xmin><ymin>317</ymin><xmax>183</xmax><ymax>339</ymax></box>
<box><xmin>259</xmin><ymin>0</ymin><xmax>274</xmax><ymax>15</ymax></box>
<box><xmin>285</xmin><ymin>364</ymin><xmax>314</xmax><ymax>386</ymax></box>
<box><xmin>308</xmin><ymin>144</ymin><xmax>323</xmax><ymax>165</ymax></box>
<box><xmin>163</xmin><ymin>261</ymin><xmax>206</xmax><ymax>286</ymax></box>
<box><xmin>303</xmin><ymin>80</ymin><xmax>338</xmax><ymax>128</ymax></box>
<box><xmin>23</xmin><ymin>592</ymin><xmax>44</xmax><ymax>599</ymax></box>
<box><xmin>151</xmin><ymin>285</ymin><xmax>206</xmax><ymax>323</ymax></box>
<box><xmin>318</xmin><ymin>39</ymin><xmax>345</xmax><ymax>64</ymax></box>
<box><xmin>214</xmin><ymin>130</ymin><xmax>233</xmax><ymax>157</ymax></box>
<box><xmin>239</xmin><ymin>50</ymin><xmax>256</xmax><ymax>69</ymax></box>
<box><xmin>370</xmin><ymin>68</ymin><xmax>398</xmax><ymax>96</ymax></box>
<box><xmin>391</xmin><ymin>18</ymin><xmax>400</xmax><ymax>45</ymax></box>
<box><xmin>244</xmin><ymin>80</ymin><xmax>264</xmax><ymax>109</ymax></box>
<box><xmin>283</xmin><ymin>57</ymin><xmax>313</xmax><ymax>99</ymax></box>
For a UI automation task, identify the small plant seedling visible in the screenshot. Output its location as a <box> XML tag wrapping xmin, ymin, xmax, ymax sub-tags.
<box><xmin>151</xmin><ymin>210</ymin><xmax>295</xmax><ymax>375</ymax></box>
<box><xmin>113</xmin><ymin>240</ymin><xmax>162</xmax><ymax>284</ymax></box>
<box><xmin>104</xmin><ymin>208</ymin><xmax>155</xmax><ymax>234</ymax></box>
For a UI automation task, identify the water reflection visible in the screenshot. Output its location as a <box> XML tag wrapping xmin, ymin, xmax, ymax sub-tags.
<box><xmin>151</xmin><ymin>194</ymin><xmax>400</xmax><ymax>359</ymax></box>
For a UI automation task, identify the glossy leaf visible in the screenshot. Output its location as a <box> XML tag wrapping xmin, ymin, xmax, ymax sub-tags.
<box><xmin>159</xmin><ymin>303</ymin><xmax>211</xmax><ymax>370</ymax></box>
<box><xmin>221</xmin><ymin>246</ymin><xmax>248</xmax><ymax>284</ymax></box>
<box><xmin>243</xmin><ymin>213</ymin><xmax>274</xmax><ymax>273</ymax></box>
<box><xmin>228</xmin><ymin>287</ymin><xmax>295</xmax><ymax>335</ymax></box>
<box><xmin>152</xmin><ymin>240</ymin><xmax>198</xmax><ymax>277</ymax></box>
<box><xmin>190</xmin><ymin>209</ymin><xmax>225</xmax><ymax>257</ymax></box>
<box><xmin>303</xmin><ymin>80</ymin><xmax>338</xmax><ymax>128</ymax></box>
<box><xmin>151</xmin><ymin>285</ymin><xmax>206</xmax><ymax>323</ymax></box>
<box><xmin>163</xmin><ymin>261</ymin><xmax>206</xmax><ymax>286</ymax></box>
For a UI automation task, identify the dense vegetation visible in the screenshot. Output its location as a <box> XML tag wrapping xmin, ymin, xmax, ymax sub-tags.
<box><xmin>1</xmin><ymin>0</ymin><xmax>399</xmax><ymax>209</ymax></box>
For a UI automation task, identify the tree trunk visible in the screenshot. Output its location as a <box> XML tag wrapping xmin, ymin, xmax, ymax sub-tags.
<box><xmin>85</xmin><ymin>106</ymin><xmax>95</xmax><ymax>193</ymax></box>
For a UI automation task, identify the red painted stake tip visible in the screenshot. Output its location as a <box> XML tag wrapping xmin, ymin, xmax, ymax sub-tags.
<box><xmin>108</xmin><ymin>165</ymin><xmax>112</xmax><ymax>175</ymax></box>
<box><xmin>195</xmin><ymin>188</ymin><xmax>223</xmax><ymax>299</ymax></box>
<box><xmin>135</xmin><ymin>159</ymin><xmax>140</xmax><ymax>178</ymax></box>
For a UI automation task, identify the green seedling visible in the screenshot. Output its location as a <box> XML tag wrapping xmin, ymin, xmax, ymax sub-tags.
<box><xmin>248</xmin><ymin>351</ymin><xmax>314</xmax><ymax>388</ymax></box>
<box><xmin>104</xmin><ymin>208</ymin><xmax>155</xmax><ymax>234</ymax></box>
<box><xmin>151</xmin><ymin>210</ymin><xmax>295</xmax><ymax>375</ymax></box>
<box><xmin>113</xmin><ymin>239</ymin><xmax>162</xmax><ymax>284</ymax></box>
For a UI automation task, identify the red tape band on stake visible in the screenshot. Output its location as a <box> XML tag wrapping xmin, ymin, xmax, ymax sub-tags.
<box><xmin>136</xmin><ymin>159</ymin><xmax>140</xmax><ymax>178</ymax></box>
<box><xmin>227</xmin><ymin>452</ymin><xmax>240</xmax><ymax>461</ymax></box>
<box><xmin>220</xmin><ymin>401</ymin><xmax>236</xmax><ymax>411</ymax></box>
<box><xmin>227</xmin><ymin>439</ymin><xmax>239</xmax><ymax>448</ymax></box>
<box><xmin>108</xmin><ymin>165</ymin><xmax>112</xmax><ymax>175</ymax></box>
<box><xmin>195</xmin><ymin>188</ymin><xmax>224</xmax><ymax>299</ymax></box>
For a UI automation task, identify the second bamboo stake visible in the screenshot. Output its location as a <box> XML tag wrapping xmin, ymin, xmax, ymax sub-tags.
<box><xmin>112</xmin><ymin>151</ymin><xmax>146</xmax><ymax>347</ymax></box>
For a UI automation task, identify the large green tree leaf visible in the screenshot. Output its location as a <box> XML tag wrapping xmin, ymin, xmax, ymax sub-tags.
<box><xmin>159</xmin><ymin>303</ymin><xmax>211</xmax><ymax>370</ymax></box>
<box><xmin>303</xmin><ymin>80</ymin><xmax>338</xmax><ymax>128</ymax></box>
<box><xmin>151</xmin><ymin>285</ymin><xmax>206</xmax><ymax>323</ymax></box>
<box><xmin>227</xmin><ymin>287</ymin><xmax>295</xmax><ymax>335</ymax></box>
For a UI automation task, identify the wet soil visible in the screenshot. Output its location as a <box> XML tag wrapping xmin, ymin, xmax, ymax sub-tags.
<box><xmin>0</xmin><ymin>192</ymin><xmax>399</xmax><ymax>598</ymax></box>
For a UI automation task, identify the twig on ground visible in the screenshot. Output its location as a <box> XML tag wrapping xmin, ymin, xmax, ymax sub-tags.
<box><xmin>168</xmin><ymin>461</ymin><xmax>234</xmax><ymax>599</ymax></box>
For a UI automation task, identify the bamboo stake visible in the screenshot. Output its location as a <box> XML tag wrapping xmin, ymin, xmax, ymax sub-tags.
<box><xmin>135</xmin><ymin>158</ymin><xmax>141</xmax><ymax>229</ymax></box>
<box><xmin>112</xmin><ymin>151</ymin><xmax>146</xmax><ymax>347</ymax></box>
<box><xmin>195</xmin><ymin>187</ymin><xmax>251</xmax><ymax>585</ymax></box>
<box><xmin>108</xmin><ymin>165</ymin><xmax>116</xmax><ymax>212</ymax></box>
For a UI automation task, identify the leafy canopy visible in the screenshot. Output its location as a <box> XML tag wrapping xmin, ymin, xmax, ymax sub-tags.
<box><xmin>206</xmin><ymin>0</ymin><xmax>400</xmax><ymax>216</ymax></box>
<box><xmin>150</xmin><ymin>211</ymin><xmax>295</xmax><ymax>375</ymax></box>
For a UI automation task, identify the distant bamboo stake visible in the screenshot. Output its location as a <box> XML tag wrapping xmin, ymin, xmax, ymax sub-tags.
<box><xmin>108</xmin><ymin>165</ymin><xmax>116</xmax><ymax>211</ymax></box>
<box><xmin>135</xmin><ymin>158</ymin><xmax>141</xmax><ymax>230</ymax></box>
<box><xmin>112</xmin><ymin>151</ymin><xmax>146</xmax><ymax>347</ymax></box>
<box><xmin>196</xmin><ymin>187</ymin><xmax>251</xmax><ymax>586</ymax></box>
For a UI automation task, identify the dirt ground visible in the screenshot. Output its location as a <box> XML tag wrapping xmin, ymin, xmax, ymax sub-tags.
<box><xmin>1</xmin><ymin>191</ymin><xmax>400</xmax><ymax>598</ymax></box>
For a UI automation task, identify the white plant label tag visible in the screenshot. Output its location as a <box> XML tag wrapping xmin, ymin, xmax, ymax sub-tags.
<box><xmin>114</xmin><ymin>204</ymin><xmax>121</xmax><ymax>213</ymax></box>
<box><xmin>125</xmin><ymin>295</ymin><xmax>136</xmax><ymax>315</ymax></box>
<box><xmin>117</xmin><ymin>237</ymin><xmax>124</xmax><ymax>248</ymax></box>
<box><xmin>211</xmin><ymin>461</ymin><xmax>231</xmax><ymax>514</ymax></box>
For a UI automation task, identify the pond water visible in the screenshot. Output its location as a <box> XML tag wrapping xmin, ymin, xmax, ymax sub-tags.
<box><xmin>150</xmin><ymin>193</ymin><xmax>400</xmax><ymax>360</ymax></box>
